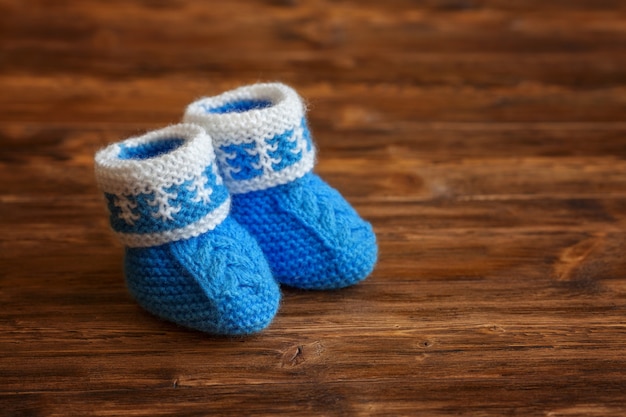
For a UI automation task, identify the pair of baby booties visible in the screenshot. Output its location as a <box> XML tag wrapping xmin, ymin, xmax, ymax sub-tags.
<box><xmin>95</xmin><ymin>83</ymin><xmax>377</xmax><ymax>335</ymax></box>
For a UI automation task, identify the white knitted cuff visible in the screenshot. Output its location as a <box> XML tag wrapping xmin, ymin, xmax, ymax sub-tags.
<box><xmin>183</xmin><ymin>83</ymin><xmax>316</xmax><ymax>194</ymax></box>
<box><xmin>94</xmin><ymin>124</ymin><xmax>230</xmax><ymax>247</ymax></box>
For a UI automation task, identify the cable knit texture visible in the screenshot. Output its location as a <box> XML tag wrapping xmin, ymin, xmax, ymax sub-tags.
<box><xmin>94</xmin><ymin>124</ymin><xmax>280</xmax><ymax>334</ymax></box>
<box><xmin>184</xmin><ymin>83</ymin><xmax>378</xmax><ymax>289</ymax></box>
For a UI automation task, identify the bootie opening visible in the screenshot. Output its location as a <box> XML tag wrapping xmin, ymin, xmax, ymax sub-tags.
<box><xmin>118</xmin><ymin>137</ymin><xmax>185</xmax><ymax>161</ymax></box>
<box><xmin>195</xmin><ymin>84</ymin><xmax>290</xmax><ymax>116</ymax></box>
<box><xmin>206</xmin><ymin>98</ymin><xmax>273</xmax><ymax>114</ymax></box>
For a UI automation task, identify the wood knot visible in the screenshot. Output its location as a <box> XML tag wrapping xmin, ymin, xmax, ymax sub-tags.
<box><xmin>418</xmin><ymin>339</ymin><xmax>434</xmax><ymax>349</ymax></box>
<box><xmin>280</xmin><ymin>341</ymin><xmax>325</xmax><ymax>367</ymax></box>
<box><xmin>283</xmin><ymin>345</ymin><xmax>304</xmax><ymax>366</ymax></box>
<box><xmin>484</xmin><ymin>324</ymin><xmax>506</xmax><ymax>333</ymax></box>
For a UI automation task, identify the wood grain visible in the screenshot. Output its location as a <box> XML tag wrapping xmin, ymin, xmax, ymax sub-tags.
<box><xmin>1</xmin><ymin>0</ymin><xmax>626</xmax><ymax>416</ymax></box>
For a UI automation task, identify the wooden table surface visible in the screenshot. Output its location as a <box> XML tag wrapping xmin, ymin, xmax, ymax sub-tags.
<box><xmin>2</xmin><ymin>1</ymin><xmax>626</xmax><ymax>416</ymax></box>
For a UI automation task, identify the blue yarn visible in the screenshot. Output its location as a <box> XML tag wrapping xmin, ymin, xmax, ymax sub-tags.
<box><xmin>230</xmin><ymin>173</ymin><xmax>378</xmax><ymax>290</ymax></box>
<box><xmin>266</xmin><ymin>127</ymin><xmax>302</xmax><ymax>172</ymax></box>
<box><xmin>96</xmin><ymin>125</ymin><xmax>281</xmax><ymax>335</ymax></box>
<box><xmin>105</xmin><ymin>162</ymin><xmax>229</xmax><ymax>235</ymax></box>
<box><xmin>182</xmin><ymin>83</ymin><xmax>376</xmax><ymax>290</ymax></box>
<box><xmin>125</xmin><ymin>216</ymin><xmax>280</xmax><ymax>335</ymax></box>
<box><xmin>219</xmin><ymin>141</ymin><xmax>264</xmax><ymax>181</ymax></box>
<box><xmin>217</xmin><ymin>117</ymin><xmax>312</xmax><ymax>182</ymax></box>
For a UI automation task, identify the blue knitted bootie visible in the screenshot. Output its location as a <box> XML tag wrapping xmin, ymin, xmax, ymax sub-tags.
<box><xmin>94</xmin><ymin>124</ymin><xmax>280</xmax><ymax>334</ymax></box>
<box><xmin>183</xmin><ymin>83</ymin><xmax>377</xmax><ymax>290</ymax></box>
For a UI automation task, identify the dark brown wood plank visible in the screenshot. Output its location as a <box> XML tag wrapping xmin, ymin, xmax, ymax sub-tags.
<box><xmin>1</xmin><ymin>0</ymin><xmax>626</xmax><ymax>416</ymax></box>
<box><xmin>2</xmin><ymin>1</ymin><xmax>626</xmax><ymax>72</ymax></box>
<box><xmin>1</xmin><ymin>75</ymin><xmax>625</xmax><ymax>125</ymax></box>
